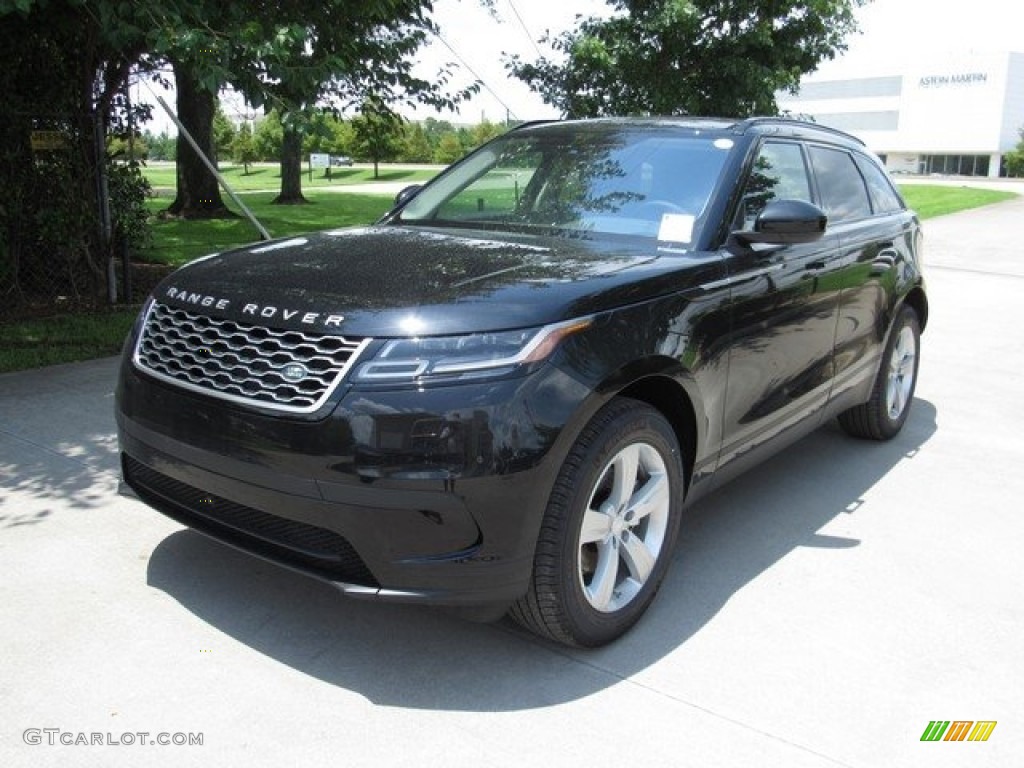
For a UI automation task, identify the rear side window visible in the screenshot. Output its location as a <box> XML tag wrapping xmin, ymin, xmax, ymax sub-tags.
<box><xmin>737</xmin><ymin>141</ymin><xmax>812</xmax><ymax>228</ymax></box>
<box><xmin>808</xmin><ymin>146</ymin><xmax>872</xmax><ymax>223</ymax></box>
<box><xmin>854</xmin><ymin>155</ymin><xmax>904</xmax><ymax>214</ymax></box>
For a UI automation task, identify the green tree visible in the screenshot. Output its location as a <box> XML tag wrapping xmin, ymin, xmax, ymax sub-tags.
<box><xmin>252</xmin><ymin>110</ymin><xmax>284</xmax><ymax>161</ymax></box>
<box><xmin>108</xmin><ymin>134</ymin><xmax>148</xmax><ymax>162</ymax></box>
<box><xmin>231</xmin><ymin>123</ymin><xmax>257</xmax><ymax>174</ymax></box>
<box><xmin>400</xmin><ymin>122</ymin><xmax>434</xmax><ymax>163</ymax></box>
<box><xmin>0</xmin><ymin>0</ymin><xmax>196</xmax><ymax>301</ymax></box>
<box><xmin>328</xmin><ymin>119</ymin><xmax>358</xmax><ymax>158</ymax></box>
<box><xmin>1004</xmin><ymin>128</ymin><xmax>1024</xmax><ymax>177</ymax></box>
<box><xmin>423</xmin><ymin>117</ymin><xmax>456</xmax><ymax>147</ymax></box>
<box><xmin>144</xmin><ymin>131</ymin><xmax>177</xmax><ymax>161</ymax></box>
<box><xmin>225</xmin><ymin>2</ymin><xmax>474</xmax><ymax>204</ymax></box>
<box><xmin>158</xmin><ymin>2</ymin><xmax>471</xmax><ymax>211</ymax></box>
<box><xmin>508</xmin><ymin>0</ymin><xmax>864</xmax><ymax>117</ymax></box>
<box><xmin>0</xmin><ymin>0</ymin><xmax>481</xmax><ymax>299</ymax></box>
<box><xmin>301</xmin><ymin>111</ymin><xmax>339</xmax><ymax>155</ymax></box>
<box><xmin>213</xmin><ymin>103</ymin><xmax>237</xmax><ymax>158</ymax></box>
<box><xmin>351</xmin><ymin>99</ymin><xmax>406</xmax><ymax>178</ymax></box>
<box><xmin>456</xmin><ymin>125</ymin><xmax>476</xmax><ymax>153</ymax></box>
<box><xmin>433</xmin><ymin>132</ymin><xmax>465</xmax><ymax>164</ymax></box>
<box><xmin>470</xmin><ymin>119</ymin><xmax>505</xmax><ymax>149</ymax></box>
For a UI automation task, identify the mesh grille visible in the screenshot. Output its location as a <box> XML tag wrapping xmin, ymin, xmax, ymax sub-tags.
<box><xmin>133</xmin><ymin>301</ymin><xmax>368</xmax><ymax>413</ymax></box>
<box><xmin>124</xmin><ymin>455</ymin><xmax>378</xmax><ymax>586</ymax></box>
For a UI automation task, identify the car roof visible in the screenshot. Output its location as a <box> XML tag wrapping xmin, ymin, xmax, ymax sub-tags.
<box><xmin>513</xmin><ymin>116</ymin><xmax>866</xmax><ymax>149</ymax></box>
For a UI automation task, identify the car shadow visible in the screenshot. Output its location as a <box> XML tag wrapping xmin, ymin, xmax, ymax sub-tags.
<box><xmin>146</xmin><ymin>399</ymin><xmax>938</xmax><ymax>711</ymax></box>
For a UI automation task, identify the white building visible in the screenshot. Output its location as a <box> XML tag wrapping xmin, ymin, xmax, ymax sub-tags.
<box><xmin>777</xmin><ymin>51</ymin><xmax>1024</xmax><ymax>178</ymax></box>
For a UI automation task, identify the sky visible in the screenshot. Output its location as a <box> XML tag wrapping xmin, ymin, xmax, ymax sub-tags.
<box><xmin>143</xmin><ymin>0</ymin><xmax>1024</xmax><ymax>132</ymax></box>
<box><xmin>814</xmin><ymin>0</ymin><xmax>1023</xmax><ymax>74</ymax></box>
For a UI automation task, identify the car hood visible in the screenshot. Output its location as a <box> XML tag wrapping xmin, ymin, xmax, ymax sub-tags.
<box><xmin>153</xmin><ymin>225</ymin><xmax>723</xmax><ymax>336</ymax></box>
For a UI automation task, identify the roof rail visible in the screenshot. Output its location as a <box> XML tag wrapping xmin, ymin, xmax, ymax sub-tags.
<box><xmin>733</xmin><ymin>116</ymin><xmax>866</xmax><ymax>146</ymax></box>
<box><xmin>508</xmin><ymin>119</ymin><xmax>559</xmax><ymax>132</ymax></box>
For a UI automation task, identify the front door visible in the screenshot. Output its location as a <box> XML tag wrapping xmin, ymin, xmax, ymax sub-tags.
<box><xmin>717</xmin><ymin>140</ymin><xmax>843</xmax><ymax>471</ymax></box>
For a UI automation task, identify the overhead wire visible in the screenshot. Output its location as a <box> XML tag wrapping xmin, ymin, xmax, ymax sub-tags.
<box><xmin>506</xmin><ymin>0</ymin><xmax>544</xmax><ymax>60</ymax></box>
<box><xmin>432</xmin><ymin>30</ymin><xmax>520</xmax><ymax>120</ymax></box>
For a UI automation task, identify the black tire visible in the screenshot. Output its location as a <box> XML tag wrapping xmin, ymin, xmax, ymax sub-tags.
<box><xmin>839</xmin><ymin>305</ymin><xmax>920</xmax><ymax>440</ymax></box>
<box><xmin>509</xmin><ymin>398</ymin><xmax>685</xmax><ymax>647</ymax></box>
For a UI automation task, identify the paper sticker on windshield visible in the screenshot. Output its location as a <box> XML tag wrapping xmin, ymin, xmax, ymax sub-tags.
<box><xmin>658</xmin><ymin>213</ymin><xmax>695</xmax><ymax>243</ymax></box>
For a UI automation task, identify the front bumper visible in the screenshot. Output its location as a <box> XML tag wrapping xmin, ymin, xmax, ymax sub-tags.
<box><xmin>116</xmin><ymin>356</ymin><xmax>592</xmax><ymax>606</ymax></box>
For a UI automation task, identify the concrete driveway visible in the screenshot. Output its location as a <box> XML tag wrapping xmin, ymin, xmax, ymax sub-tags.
<box><xmin>2</xmin><ymin>198</ymin><xmax>1022</xmax><ymax>767</ymax></box>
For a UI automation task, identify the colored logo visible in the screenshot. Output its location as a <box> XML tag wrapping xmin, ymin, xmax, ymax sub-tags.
<box><xmin>921</xmin><ymin>721</ymin><xmax>997</xmax><ymax>742</ymax></box>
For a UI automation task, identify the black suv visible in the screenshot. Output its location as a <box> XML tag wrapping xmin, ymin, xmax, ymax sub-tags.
<box><xmin>117</xmin><ymin>117</ymin><xmax>926</xmax><ymax>647</ymax></box>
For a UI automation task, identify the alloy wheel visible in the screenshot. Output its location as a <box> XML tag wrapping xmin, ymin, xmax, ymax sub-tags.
<box><xmin>577</xmin><ymin>442</ymin><xmax>670</xmax><ymax>613</ymax></box>
<box><xmin>886</xmin><ymin>325</ymin><xmax>917</xmax><ymax>420</ymax></box>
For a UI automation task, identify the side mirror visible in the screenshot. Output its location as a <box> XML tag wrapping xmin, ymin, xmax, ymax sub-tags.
<box><xmin>733</xmin><ymin>199</ymin><xmax>827</xmax><ymax>246</ymax></box>
<box><xmin>394</xmin><ymin>184</ymin><xmax>423</xmax><ymax>207</ymax></box>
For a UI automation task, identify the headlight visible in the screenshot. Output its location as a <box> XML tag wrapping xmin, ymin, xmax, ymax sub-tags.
<box><xmin>352</xmin><ymin>317</ymin><xmax>592</xmax><ymax>385</ymax></box>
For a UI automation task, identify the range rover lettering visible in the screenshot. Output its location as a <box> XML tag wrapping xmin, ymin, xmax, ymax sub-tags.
<box><xmin>117</xmin><ymin>118</ymin><xmax>926</xmax><ymax>647</ymax></box>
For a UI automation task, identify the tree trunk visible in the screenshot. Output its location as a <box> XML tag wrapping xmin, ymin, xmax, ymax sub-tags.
<box><xmin>165</xmin><ymin>62</ymin><xmax>234</xmax><ymax>219</ymax></box>
<box><xmin>274</xmin><ymin>123</ymin><xmax>307</xmax><ymax>204</ymax></box>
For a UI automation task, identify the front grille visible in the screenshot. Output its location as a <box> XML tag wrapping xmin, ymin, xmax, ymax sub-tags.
<box><xmin>124</xmin><ymin>455</ymin><xmax>379</xmax><ymax>586</ymax></box>
<box><xmin>133</xmin><ymin>301</ymin><xmax>369</xmax><ymax>413</ymax></box>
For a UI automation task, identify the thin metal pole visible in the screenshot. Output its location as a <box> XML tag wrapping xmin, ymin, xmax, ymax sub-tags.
<box><xmin>144</xmin><ymin>82</ymin><xmax>271</xmax><ymax>241</ymax></box>
<box><xmin>94</xmin><ymin>113</ymin><xmax>117</xmax><ymax>303</ymax></box>
<box><xmin>123</xmin><ymin>80</ymin><xmax>134</xmax><ymax>301</ymax></box>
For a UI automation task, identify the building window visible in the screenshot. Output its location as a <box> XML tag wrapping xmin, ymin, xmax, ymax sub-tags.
<box><xmin>922</xmin><ymin>155</ymin><xmax>991</xmax><ymax>176</ymax></box>
<box><xmin>795</xmin><ymin>77</ymin><xmax>903</xmax><ymax>100</ymax></box>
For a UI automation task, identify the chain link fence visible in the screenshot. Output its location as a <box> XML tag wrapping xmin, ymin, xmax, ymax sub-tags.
<box><xmin>0</xmin><ymin>111</ymin><xmax>161</xmax><ymax>323</ymax></box>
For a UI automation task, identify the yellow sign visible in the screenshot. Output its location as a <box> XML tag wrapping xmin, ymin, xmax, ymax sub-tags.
<box><xmin>30</xmin><ymin>131</ymin><xmax>67</xmax><ymax>151</ymax></box>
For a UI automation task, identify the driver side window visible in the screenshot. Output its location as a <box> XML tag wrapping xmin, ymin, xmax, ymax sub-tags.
<box><xmin>738</xmin><ymin>142</ymin><xmax>812</xmax><ymax>229</ymax></box>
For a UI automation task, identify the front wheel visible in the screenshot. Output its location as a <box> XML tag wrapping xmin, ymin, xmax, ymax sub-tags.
<box><xmin>509</xmin><ymin>398</ymin><xmax>685</xmax><ymax>647</ymax></box>
<box><xmin>839</xmin><ymin>305</ymin><xmax>921</xmax><ymax>440</ymax></box>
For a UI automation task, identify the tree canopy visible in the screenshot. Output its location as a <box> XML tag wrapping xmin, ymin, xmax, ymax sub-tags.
<box><xmin>351</xmin><ymin>99</ymin><xmax>407</xmax><ymax>179</ymax></box>
<box><xmin>0</xmin><ymin>0</ymin><xmax>480</xmax><ymax>302</ymax></box>
<box><xmin>1005</xmin><ymin>128</ymin><xmax>1024</xmax><ymax>177</ymax></box>
<box><xmin>508</xmin><ymin>0</ymin><xmax>865</xmax><ymax>118</ymax></box>
<box><xmin>0</xmin><ymin>0</ymin><xmax>180</xmax><ymax>303</ymax></box>
<box><xmin>216</xmin><ymin>1</ymin><xmax>474</xmax><ymax>203</ymax></box>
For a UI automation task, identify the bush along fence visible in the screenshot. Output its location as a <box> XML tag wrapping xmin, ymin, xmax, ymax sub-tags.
<box><xmin>0</xmin><ymin>110</ymin><xmax>152</xmax><ymax>321</ymax></box>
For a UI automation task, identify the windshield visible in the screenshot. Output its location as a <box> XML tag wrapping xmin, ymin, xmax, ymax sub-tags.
<box><xmin>397</xmin><ymin>127</ymin><xmax>731</xmax><ymax>245</ymax></box>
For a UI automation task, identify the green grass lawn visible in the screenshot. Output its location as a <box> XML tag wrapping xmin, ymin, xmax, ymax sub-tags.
<box><xmin>0</xmin><ymin>309</ymin><xmax>138</xmax><ymax>374</ymax></box>
<box><xmin>143</xmin><ymin>162</ymin><xmax>437</xmax><ymax>193</ymax></box>
<box><xmin>144</xmin><ymin>189</ymin><xmax>396</xmax><ymax>265</ymax></box>
<box><xmin>897</xmin><ymin>184</ymin><xmax>1017</xmax><ymax>218</ymax></box>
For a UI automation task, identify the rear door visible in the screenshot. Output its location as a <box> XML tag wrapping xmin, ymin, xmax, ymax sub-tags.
<box><xmin>807</xmin><ymin>147</ymin><xmax>920</xmax><ymax>404</ymax></box>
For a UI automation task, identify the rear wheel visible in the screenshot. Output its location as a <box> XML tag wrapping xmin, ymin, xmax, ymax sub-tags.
<box><xmin>510</xmin><ymin>398</ymin><xmax>685</xmax><ymax>647</ymax></box>
<box><xmin>839</xmin><ymin>305</ymin><xmax>920</xmax><ymax>440</ymax></box>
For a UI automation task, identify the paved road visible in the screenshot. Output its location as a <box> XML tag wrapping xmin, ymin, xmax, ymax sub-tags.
<box><xmin>2</xmin><ymin>199</ymin><xmax>1022</xmax><ymax>767</ymax></box>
